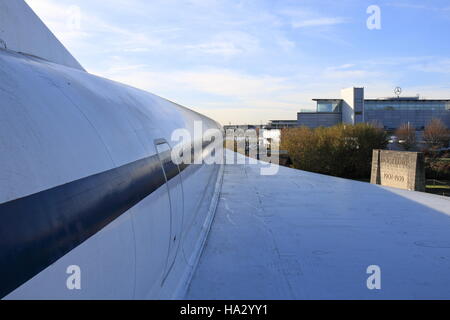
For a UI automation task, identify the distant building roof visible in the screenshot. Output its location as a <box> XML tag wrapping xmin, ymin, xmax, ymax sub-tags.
<box><xmin>310</xmin><ymin>97</ymin><xmax>450</xmax><ymax>102</ymax></box>
<box><xmin>268</xmin><ymin>120</ymin><xmax>298</xmax><ymax>123</ymax></box>
<box><xmin>366</xmin><ymin>98</ymin><xmax>450</xmax><ymax>102</ymax></box>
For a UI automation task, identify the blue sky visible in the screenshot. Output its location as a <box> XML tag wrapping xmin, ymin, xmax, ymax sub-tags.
<box><xmin>26</xmin><ymin>0</ymin><xmax>450</xmax><ymax>125</ymax></box>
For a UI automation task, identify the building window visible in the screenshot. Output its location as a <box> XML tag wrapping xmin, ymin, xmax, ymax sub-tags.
<box><xmin>317</xmin><ymin>101</ymin><xmax>341</xmax><ymax>113</ymax></box>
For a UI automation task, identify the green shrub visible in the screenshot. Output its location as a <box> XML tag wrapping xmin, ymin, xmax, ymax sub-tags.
<box><xmin>281</xmin><ymin>124</ymin><xmax>388</xmax><ymax>179</ymax></box>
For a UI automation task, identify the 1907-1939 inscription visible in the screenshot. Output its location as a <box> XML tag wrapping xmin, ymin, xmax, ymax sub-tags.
<box><xmin>370</xmin><ymin>150</ymin><xmax>425</xmax><ymax>191</ymax></box>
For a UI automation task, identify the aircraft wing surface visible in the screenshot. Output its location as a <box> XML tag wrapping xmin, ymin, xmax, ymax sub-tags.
<box><xmin>187</xmin><ymin>151</ymin><xmax>450</xmax><ymax>299</ymax></box>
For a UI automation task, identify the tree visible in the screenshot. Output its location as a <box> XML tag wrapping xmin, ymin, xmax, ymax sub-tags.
<box><xmin>424</xmin><ymin>118</ymin><xmax>450</xmax><ymax>150</ymax></box>
<box><xmin>395</xmin><ymin>123</ymin><xmax>416</xmax><ymax>151</ymax></box>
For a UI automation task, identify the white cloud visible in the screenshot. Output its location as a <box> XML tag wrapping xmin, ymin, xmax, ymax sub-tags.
<box><xmin>92</xmin><ymin>60</ymin><xmax>403</xmax><ymax>125</ymax></box>
<box><xmin>184</xmin><ymin>31</ymin><xmax>260</xmax><ymax>57</ymax></box>
<box><xmin>323</xmin><ymin>69</ymin><xmax>382</xmax><ymax>80</ymax></box>
<box><xmin>276</xmin><ymin>37</ymin><xmax>296</xmax><ymax>51</ymax></box>
<box><xmin>97</xmin><ymin>66</ymin><xmax>293</xmax><ymax>99</ymax></box>
<box><xmin>292</xmin><ymin>17</ymin><xmax>348</xmax><ymax>28</ymax></box>
<box><xmin>410</xmin><ymin>58</ymin><xmax>450</xmax><ymax>74</ymax></box>
<box><xmin>328</xmin><ymin>64</ymin><xmax>355</xmax><ymax>70</ymax></box>
<box><xmin>278</xmin><ymin>7</ymin><xmax>348</xmax><ymax>29</ymax></box>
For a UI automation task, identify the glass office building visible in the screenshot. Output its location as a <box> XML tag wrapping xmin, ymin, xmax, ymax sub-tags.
<box><xmin>364</xmin><ymin>97</ymin><xmax>450</xmax><ymax>130</ymax></box>
<box><xmin>291</xmin><ymin>88</ymin><xmax>450</xmax><ymax>130</ymax></box>
<box><xmin>364</xmin><ymin>98</ymin><xmax>450</xmax><ymax>111</ymax></box>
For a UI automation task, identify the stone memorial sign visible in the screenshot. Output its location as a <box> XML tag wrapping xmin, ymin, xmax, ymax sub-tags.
<box><xmin>370</xmin><ymin>149</ymin><xmax>425</xmax><ymax>191</ymax></box>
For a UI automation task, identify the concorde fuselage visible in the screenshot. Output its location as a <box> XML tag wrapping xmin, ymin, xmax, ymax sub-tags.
<box><xmin>0</xmin><ymin>44</ymin><xmax>223</xmax><ymax>299</ymax></box>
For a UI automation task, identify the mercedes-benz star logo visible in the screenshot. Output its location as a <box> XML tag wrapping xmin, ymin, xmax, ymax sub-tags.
<box><xmin>394</xmin><ymin>87</ymin><xmax>402</xmax><ymax>97</ymax></box>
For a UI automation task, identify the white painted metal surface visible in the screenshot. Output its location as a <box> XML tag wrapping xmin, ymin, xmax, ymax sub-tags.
<box><xmin>0</xmin><ymin>0</ymin><xmax>84</xmax><ymax>71</ymax></box>
<box><xmin>187</xmin><ymin>151</ymin><xmax>450</xmax><ymax>299</ymax></box>
<box><xmin>0</xmin><ymin>46</ymin><xmax>222</xmax><ymax>299</ymax></box>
